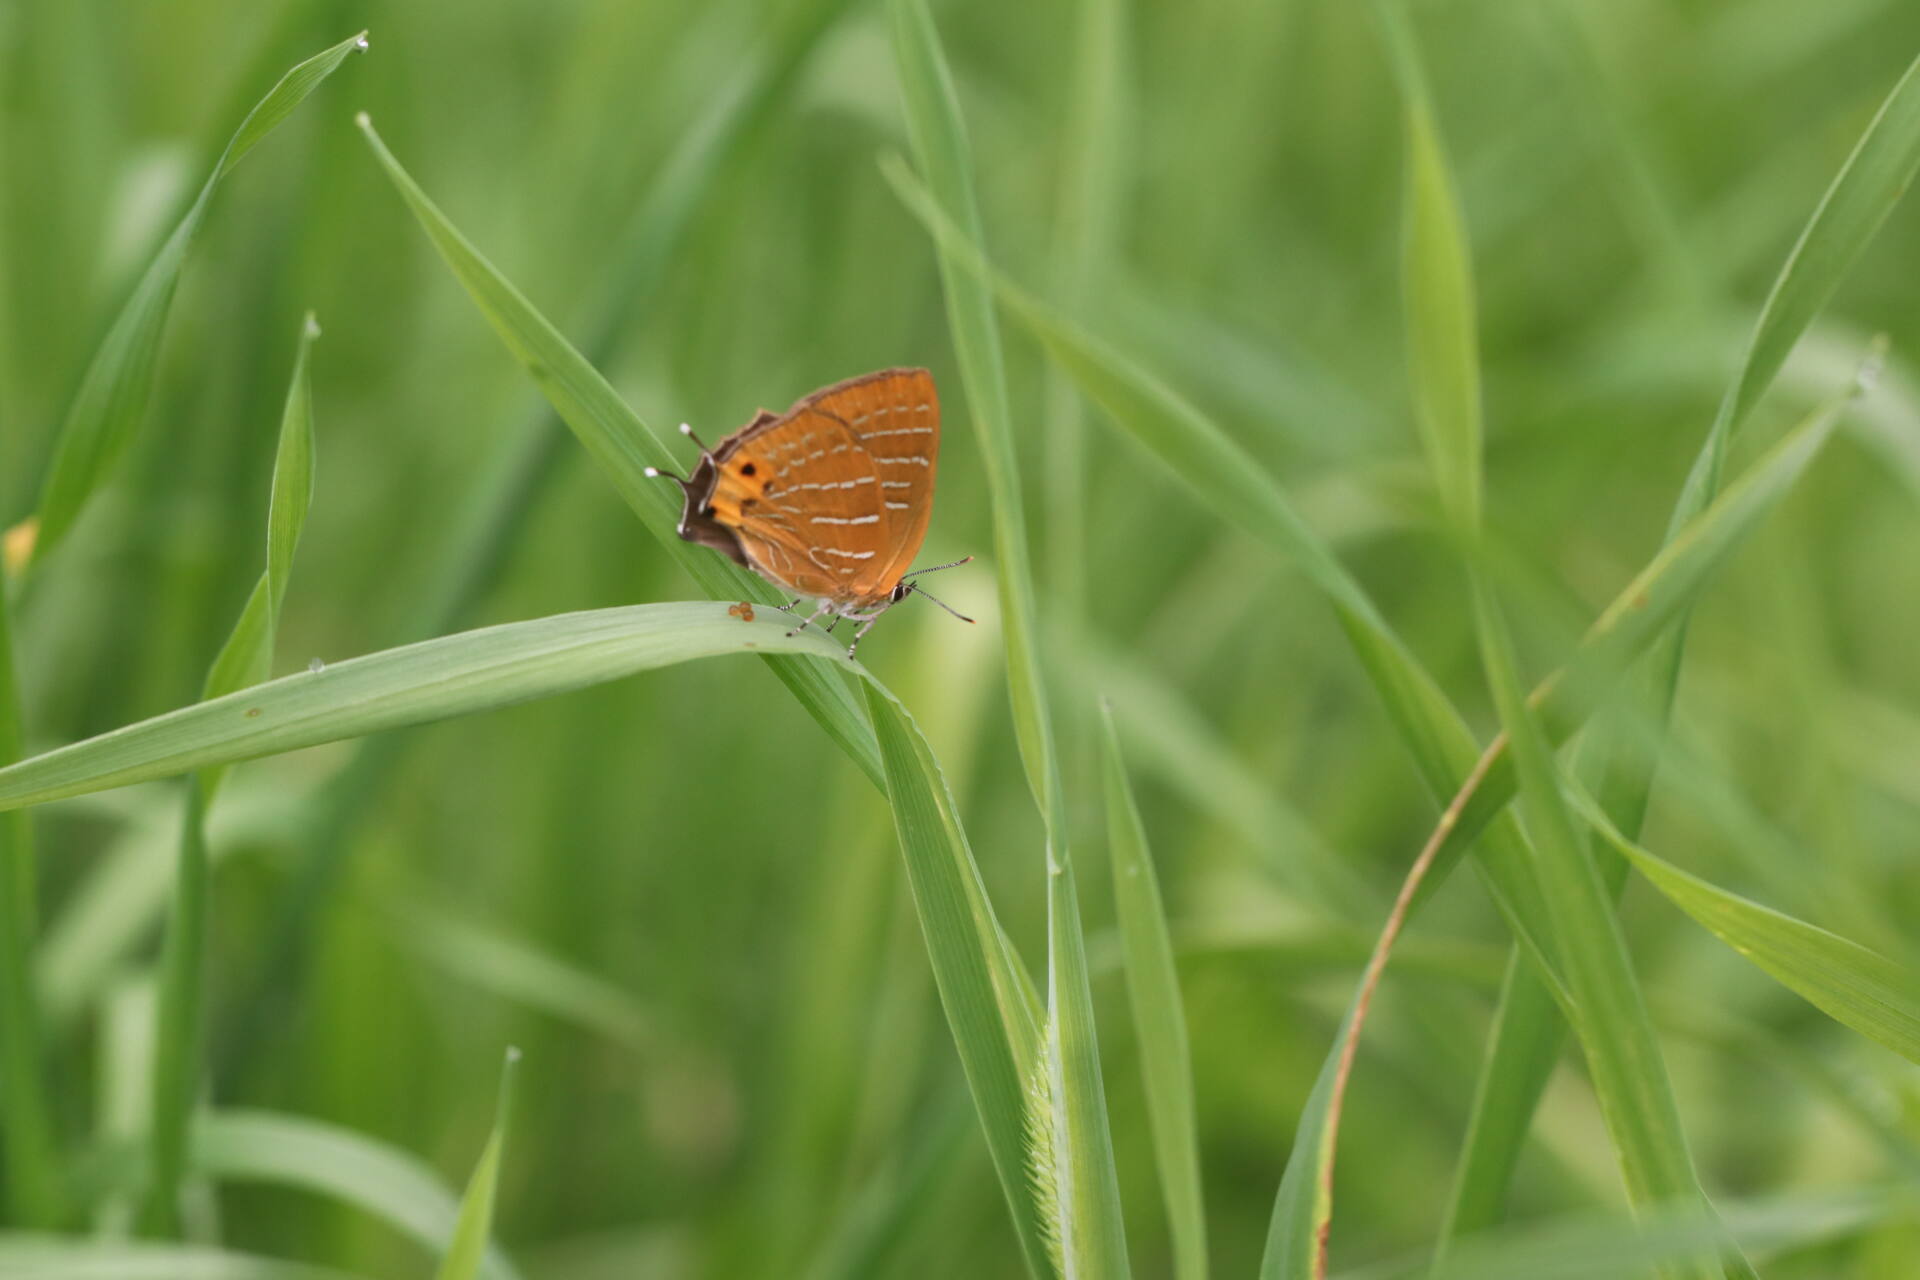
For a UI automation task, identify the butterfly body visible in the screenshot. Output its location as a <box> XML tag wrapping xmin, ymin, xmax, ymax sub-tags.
<box><xmin>653</xmin><ymin>367</ymin><xmax>966</xmax><ymax>654</ymax></box>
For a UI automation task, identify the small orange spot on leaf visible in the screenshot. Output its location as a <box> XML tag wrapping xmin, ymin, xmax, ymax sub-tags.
<box><xmin>728</xmin><ymin>602</ymin><xmax>756</xmax><ymax>622</ymax></box>
<box><xmin>245</xmin><ymin>708</ymin><xmax>262</xmax><ymax>719</ymax></box>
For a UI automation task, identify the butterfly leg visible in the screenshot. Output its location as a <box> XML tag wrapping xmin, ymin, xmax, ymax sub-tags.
<box><xmin>784</xmin><ymin>598</ymin><xmax>832</xmax><ymax>638</ymax></box>
<box><xmin>776</xmin><ymin>596</ymin><xmax>803</xmax><ymax>613</ymax></box>
<box><xmin>843</xmin><ymin>602</ymin><xmax>899</xmax><ymax>660</ymax></box>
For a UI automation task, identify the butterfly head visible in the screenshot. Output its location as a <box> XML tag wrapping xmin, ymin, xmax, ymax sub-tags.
<box><xmin>645</xmin><ymin>440</ymin><xmax>750</xmax><ymax>569</ymax></box>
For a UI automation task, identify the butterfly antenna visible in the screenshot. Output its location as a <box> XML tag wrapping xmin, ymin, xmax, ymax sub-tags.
<box><xmin>904</xmin><ymin>555</ymin><xmax>973</xmax><ymax>579</ymax></box>
<box><xmin>642</xmin><ymin>464</ymin><xmax>684</xmax><ymax>482</ymax></box>
<box><xmin>679</xmin><ymin>421</ymin><xmax>715</xmax><ymax>454</ymax></box>
<box><xmin>906</xmin><ymin>582</ymin><xmax>976</xmax><ymax>624</ymax></box>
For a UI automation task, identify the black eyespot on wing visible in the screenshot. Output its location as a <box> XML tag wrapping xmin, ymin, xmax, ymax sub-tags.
<box><xmin>740</xmin><ymin>462</ymin><xmax>757</xmax><ymax>477</ymax></box>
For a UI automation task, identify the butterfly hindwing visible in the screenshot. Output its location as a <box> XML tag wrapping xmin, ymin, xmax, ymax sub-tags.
<box><xmin>800</xmin><ymin>368</ymin><xmax>939</xmax><ymax>594</ymax></box>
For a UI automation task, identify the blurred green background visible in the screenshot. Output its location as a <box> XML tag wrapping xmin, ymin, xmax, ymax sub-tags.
<box><xmin>5</xmin><ymin>0</ymin><xmax>1920</xmax><ymax>1275</ymax></box>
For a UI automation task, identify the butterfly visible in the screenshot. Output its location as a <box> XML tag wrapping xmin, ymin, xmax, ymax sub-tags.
<box><xmin>647</xmin><ymin>367</ymin><xmax>972</xmax><ymax>657</ymax></box>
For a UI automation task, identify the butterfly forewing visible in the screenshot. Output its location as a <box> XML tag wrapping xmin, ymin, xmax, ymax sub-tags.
<box><xmin>802</xmin><ymin>368</ymin><xmax>939</xmax><ymax>593</ymax></box>
<box><xmin>708</xmin><ymin>407</ymin><xmax>895</xmax><ymax>602</ymax></box>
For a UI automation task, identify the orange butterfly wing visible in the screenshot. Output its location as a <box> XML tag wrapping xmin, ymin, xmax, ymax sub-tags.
<box><xmin>799</xmin><ymin>368</ymin><xmax>939</xmax><ymax>596</ymax></box>
<box><xmin>706</xmin><ymin>368</ymin><xmax>939</xmax><ymax>607</ymax></box>
<box><xmin>706</xmin><ymin>408</ymin><xmax>891</xmax><ymax>602</ymax></box>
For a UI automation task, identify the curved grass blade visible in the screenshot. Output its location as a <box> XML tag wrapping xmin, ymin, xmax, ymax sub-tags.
<box><xmin>436</xmin><ymin>1048</ymin><xmax>520</xmax><ymax>1280</ymax></box>
<box><xmin>0</xmin><ymin>604</ymin><xmax>850</xmax><ymax>813</ymax></box>
<box><xmin>1471</xmin><ymin>573</ymin><xmax>1738</xmax><ymax>1280</ymax></box>
<box><xmin>192</xmin><ymin>1109</ymin><xmax>521</xmax><ymax>1280</ymax></box>
<box><xmin>353</xmin><ymin>116</ymin><xmax>880</xmax><ymax>787</ymax></box>
<box><xmin>28</xmin><ymin>32</ymin><xmax>366</xmax><ymax>565</ymax></box>
<box><xmin>1258</xmin><ymin>1009</ymin><xmax>1349</xmax><ymax>1280</ymax></box>
<box><xmin>1569</xmin><ymin>789</ymin><xmax>1920</xmax><ymax>1065</ymax></box>
<box><xmin>143</xmin><ymin>316</ymin><xmax>320</xmax><ymax>1236</ymax></box>
<box><xmin>864</xmin><ymin>683</ymin><xmax>1052</xmax><ymax>1277</ymax></box>
<box><xmin>1100</xmin><ymin>706</ymin><xmax>1206</xmax><ymax>1280</ymax></box>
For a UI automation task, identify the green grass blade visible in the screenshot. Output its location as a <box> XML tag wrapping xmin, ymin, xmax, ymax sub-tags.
<box><xmin>353</xmin><ymin>115</ymin><xmax>880</xmax><ymax>788</ymax></box>
<box><xmin>1270</xmin><ymin>26</ymin><xmax>1501</xmax><ymax>1264</ymax></box>
<box><xmin>889</xmin><ymin>0</ymin><xmax>1060</xmax><ymax>829</ymax></box>
<box><xmin>0</xmin><ymin>1238</ymin><xmax>375</xmax><ymax>1280</ymax></box>
<box><xmin>1100</xmin><ymin>707</ymin><xmax>1206</xmax><ymax>1280</ymax></box>
<box><xmin>1378</xmin><ymin>3</ymin><xmax>1482</xmax><ymax>529</ymax></box>
<box><xmin>1434</xmin><ymin>958</ymin><xmax>1565</xmax><ymax>1253</ymax></box>
<box><xmin>890</xmin><ymin>11</ymin><xmax>1132</xmax><ymax>1272</ymax></box>
<box><xmin>1258</xmin><ymin>1009</ymin><xmax>1349</xmax><ymax>1280</ymax></box>
<box><xmin>202</xmin><ymin>314</ymin><xmax>322</xmax><ymax>752</ymax></box>
<box><xmin>264</xmin><ymin>313</ymin><xmax>318</xmax><ymax>618</ymax></box>
<box><xmin>142</xmin><ymin>316</ymin><xmax>321</xmax><ymax>1235</ymax></box>
<box><xmin>1041</xmin><ymin>0</ymin><xmax>1127</xmax><ymax>628</ymax></box>
<box><xmin>864</xmin><ymin>682</ymin><xmax>1051</xmax><ymax>1277</ymax></box>
<box><xmin>138</xmin><ymin>782</ymin><xmax>210</xmax><ymax>1239</ymax></box>
<box><xmin>1675</xmin><ymin>48</ymin><xmax>1920</xmax><ymax>520</ymax></box>
<box><xmin>1470</xmin><ymin>572</ymin><xmax>1734</xmax><ymax>1280</ymax></box>
<box><xmin>193</xmin><ymin>1109</ymin><xmax>521</xmax><ymax>1280</ymax></box>
<box><xmin>0</xmin><ymin>565</ymin><xmax>58</xmax><ymax>1226</ymax></box>
<box><xmin>1571</xmin><ymin>789</ymin><xmax>1920</xmax><ymax>1065</ymax></box>
<box><xmin>0</xmin><ymin>604</ymin><xmax>852</xmax><ymax>813</ymax></box>
<box><xmin>1372</xmin><ymin>17</ymin><xmax>1558</xmax><ymax>1256</ymax></box>
<box><xmin>1041</xmin><ymin>855</ymin><xmax>1134</xmax><ymax>1279</ymax></box>
<box><xmin>435</xmin><ymin>1047</ymin><xmax>520</xmax><ymax>1280</ymax></box>
<box><xmin>28</xmin><ymin>32</ymin><xmax>365</xmax><ymax>565</ymax></box>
